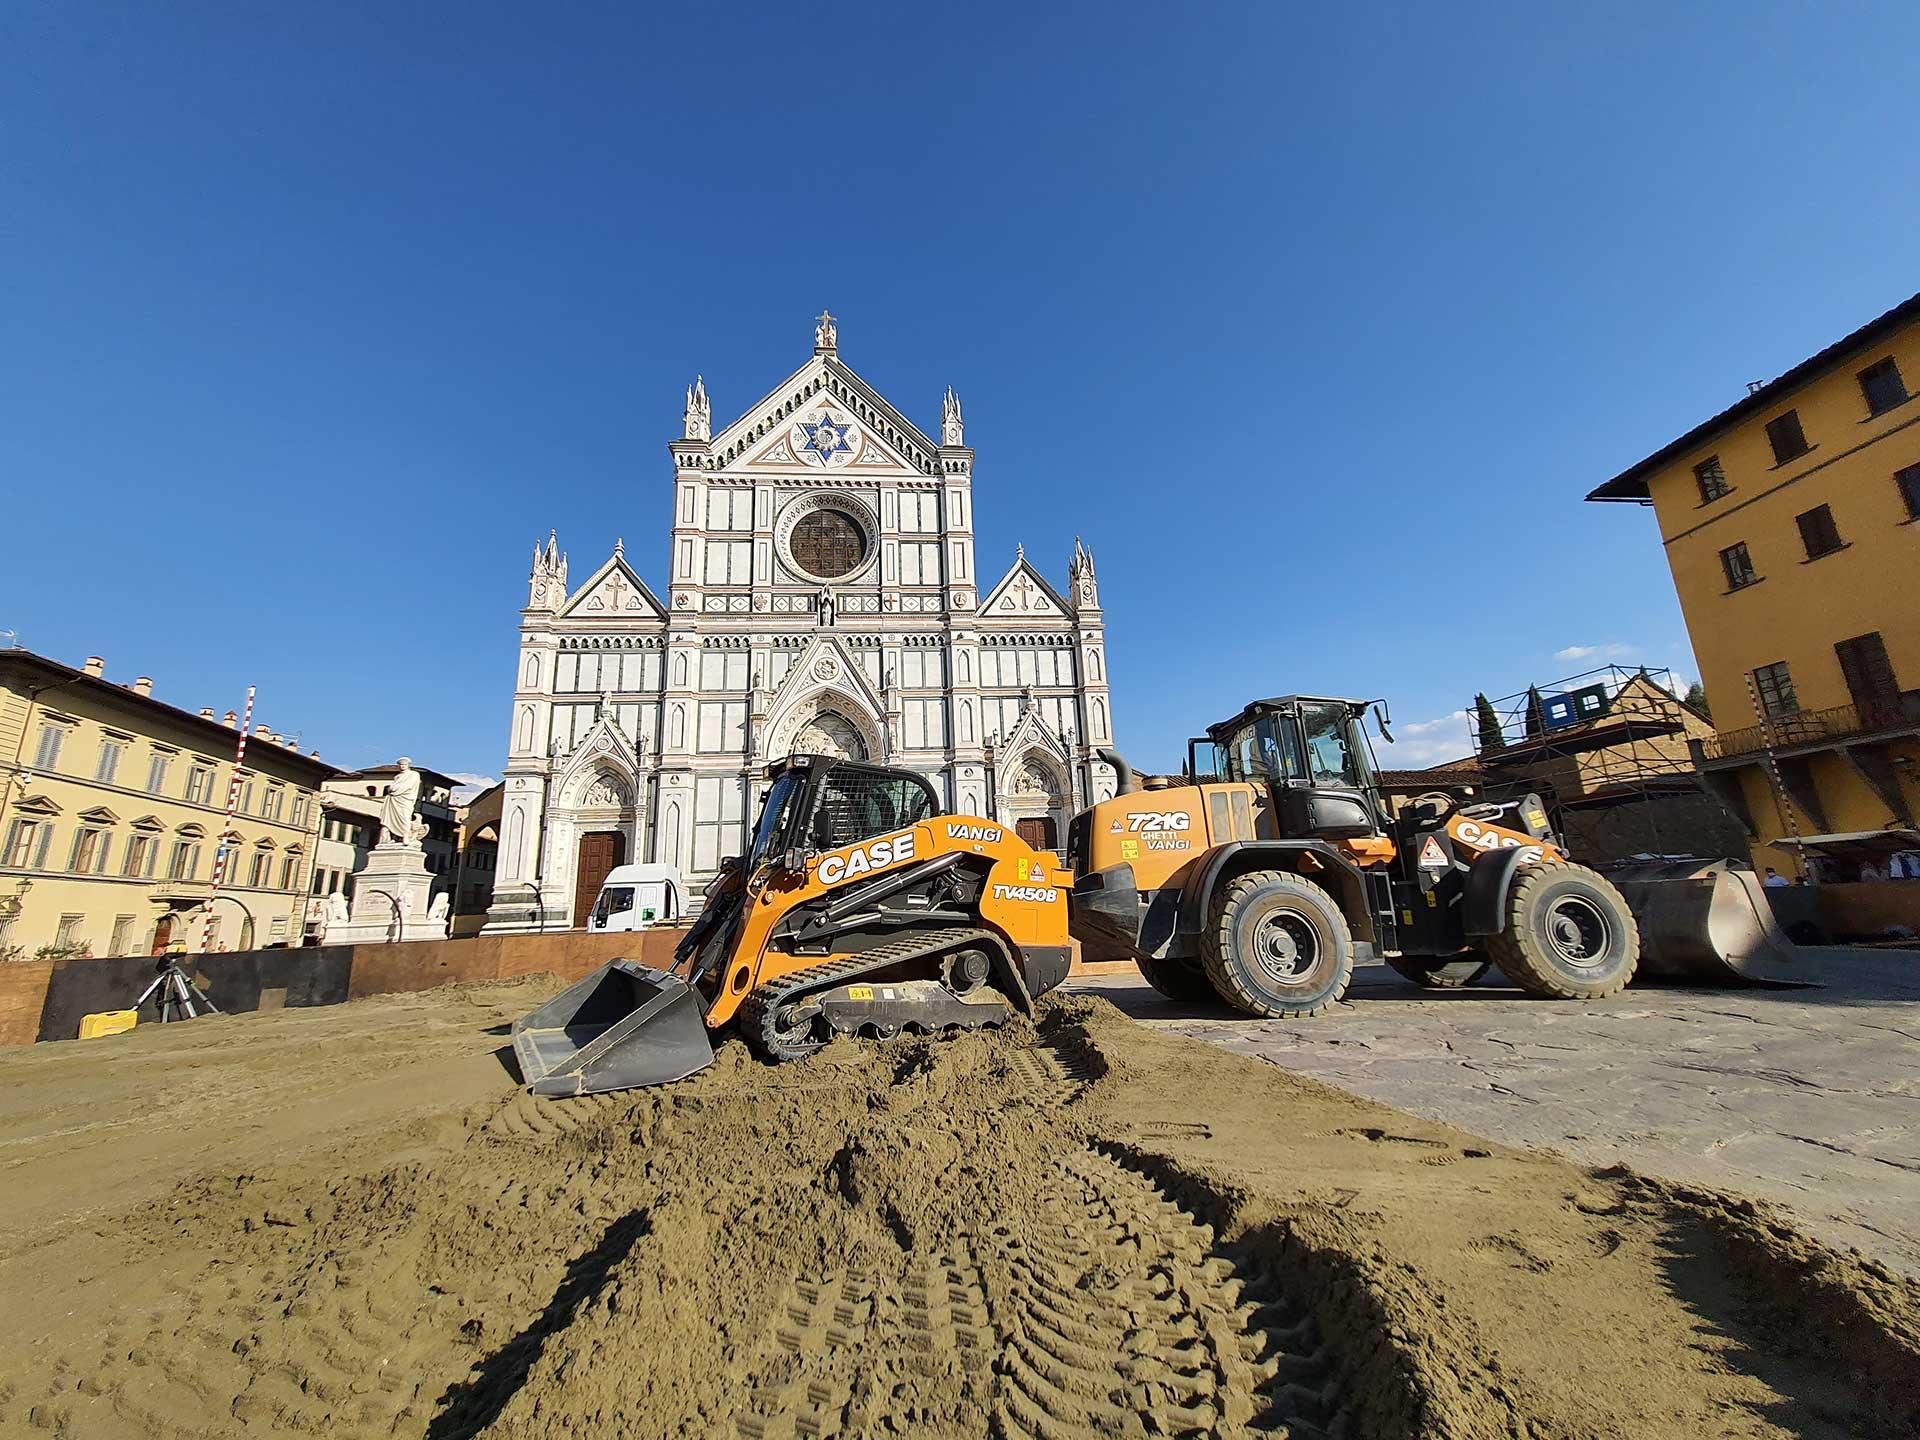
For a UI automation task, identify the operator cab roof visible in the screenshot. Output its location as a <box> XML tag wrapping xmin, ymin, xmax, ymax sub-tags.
<box><xmin>1206</xmin><ymin>695</ymin><xmax>1371</xmax><ymax>740</ymax></box>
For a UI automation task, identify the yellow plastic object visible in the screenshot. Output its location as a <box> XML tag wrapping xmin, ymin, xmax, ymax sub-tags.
<box><xmin>79</xmin><ymin>1009</ymin><xmax>139</xmax><ymax>1040</ymax></box>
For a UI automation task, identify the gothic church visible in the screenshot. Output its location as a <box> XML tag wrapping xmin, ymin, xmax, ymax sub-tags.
<box><xmin>486</xmin><ymin>312</ymin><xmax>1118</xmax><ymax>930</ymax></box>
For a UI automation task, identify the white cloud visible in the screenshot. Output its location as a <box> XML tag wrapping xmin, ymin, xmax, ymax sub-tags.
<box><xmin>448</xmin><ymin>772</ymin><xmax>498</xmax><ymax>804</ymax></box>
<box><xmin>1375</xmin><ymin>710</ymin><xmax>1472</xmax><ymax>769</ymax></box>
<box><xmin>1553</xmin><ymin>642</ymin><xmax>1637</xmax><ymax>663</ymax></box>
<box><xmin>448</xmin><ymin>772</ymin><xmax>497</xmax><ymax>787</ymax></box>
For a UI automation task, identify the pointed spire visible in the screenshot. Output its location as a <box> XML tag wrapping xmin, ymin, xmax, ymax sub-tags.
<box><xmin>614</xmin><ymin>536</ymin><xmax>624</xmax><ymax>558</ymax></box>
<box><xmin>682</xmin><ymin>374</ymin><xmax>710</xmax><ymax>441</ymax></box>
<box><xmin>1070</xmin><ymin>535</ymin><xmax>1100</xmax><ymax>611</ymax></box>
<box><xmin>1015</xmin><ymin>542</ymin><xmax>1025</xmax><ymax>565</ymax></box>
<box><xmin>941</xmin><ymin>386</ymin><xmax>965</xmax><ymax>446</ymax></box>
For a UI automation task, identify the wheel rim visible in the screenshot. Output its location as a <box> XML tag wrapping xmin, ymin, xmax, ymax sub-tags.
<box><xmin>1544</xmin><ymin>895</ymin><xmax>1612</xmax><ymax>968</ymax></box>
<box><xmin>772</xmin><ymin>1004</ymin><xmax>826</xmax><ymax>1055</ymax></box>
<box><xmin>1251</xmin><ymin>907</ymin><xmax>1320</xmax><ymax>984</ymax></box>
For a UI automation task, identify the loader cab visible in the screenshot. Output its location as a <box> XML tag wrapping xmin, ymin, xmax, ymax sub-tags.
<box><xmin>1205</xmin><ymin>696</ymin><xmax>1385</xmax><ymax>841</ymax></box>
<box><xmin>754</xmin><ymin>756</ymin><xmax>941</xmax><ymax>874</ymax></box>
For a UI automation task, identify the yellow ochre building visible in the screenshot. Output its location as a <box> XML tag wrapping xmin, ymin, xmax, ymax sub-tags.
<box><xmin>1589</xmin><ymin>291</ymin><xmax>1920</xmax><ymax>878</ymax></box>
<box><xmin>0</xmin><ymin>648</ymin><xmax>338</xmax><ymax>957</ymax></box>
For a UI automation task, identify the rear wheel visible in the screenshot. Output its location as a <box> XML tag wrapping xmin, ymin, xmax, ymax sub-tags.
<box><xmin>1201</xmin><ymin>870</ymin><xmax>1353</xmax><ymax>1018</ymax></box>
<box><xmin>1134</xmin><ymin>953</ymin><xmax>1222</xmax><ymax>1004</ymax></box>
<box><xmin>1384</xmin><ymin>954</ymin><xmax>1491</xmax><ymax>989</ymax></box>
<box><xmin>1484</xmin><ymin>863</ymin><xmax>1639</xmax><ymax>999</ymax></box>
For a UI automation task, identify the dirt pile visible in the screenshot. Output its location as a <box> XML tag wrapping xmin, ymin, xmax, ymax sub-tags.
<box><xmin>0</xmin><ymin>986</ymin><xmax>1915</xmax><ymax>1439</ymax></box>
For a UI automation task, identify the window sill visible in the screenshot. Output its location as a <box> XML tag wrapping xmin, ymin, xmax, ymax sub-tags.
<box><xmin>1801</xmin><ymin>543</ymin><xmax>1852</xmax><ymax>564</ymax></box>
<box><xmin>1769</xmin><ymin>444</ymin><xmax>1818</xmax><ymax>471</ymax></box>
<box><xmin>1899</xmin><ymin>515</ymin><xmax>1920</xmax><ymax>527</ymax></box>
<box><xmin>1722</xmin><ymin>577</ymin><xmax>1767</xmax><ymax>596</ymax></box>
<box><xmin>1863</xmin><ymin>393</ymin><xmax>1914</xmax><ymax>422</ymax></box>
<box><xmin>1695</xmin><ymin>488</ymin><xmax>1737</xmax><ymax>509</ymax></box>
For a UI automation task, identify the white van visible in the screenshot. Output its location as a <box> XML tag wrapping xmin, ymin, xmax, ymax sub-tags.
<box><xmin>587</xmin><ymin>864</ymin><xmax>689</xmax><ymax>932</ymax></box>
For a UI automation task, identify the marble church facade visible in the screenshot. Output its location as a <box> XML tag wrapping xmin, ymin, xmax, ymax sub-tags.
<box><xmin>484</xmin><ymin>313</ymin><xmax>1118</xmax><ymax>931</ymax></box>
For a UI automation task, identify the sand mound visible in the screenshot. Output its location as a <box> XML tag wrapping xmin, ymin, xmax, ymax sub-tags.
<box><xmin>0</xmin><ymin>987</ymin><xmax>1914</xmax><ymax>1439</ymax></box>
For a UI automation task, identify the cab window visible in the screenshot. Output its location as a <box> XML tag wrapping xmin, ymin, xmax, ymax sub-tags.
<box><xmin>810</xmin><ymin>767</ymin><xmax>937</xmax><ymax>849</ymax></box>
<box><xmin>593</xmin><ymin>886</ymin><xmax>634</xmax><ymax>923</ymax></box>
<box><xmin>1299</xmin><ymin>703</ymin><xmax>1362</xmax><ymax>788</ymax></box>
<box><xmin>1223</xmin><ymin>713</ymin><xmax>1306</xmax><ymax>784</ymax></box>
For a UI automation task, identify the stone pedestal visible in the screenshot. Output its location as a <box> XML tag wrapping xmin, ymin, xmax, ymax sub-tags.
<box><xmin>330</xmin><ymin>843</ymin><xmax>449</xmax><ymax>945</ymax></box>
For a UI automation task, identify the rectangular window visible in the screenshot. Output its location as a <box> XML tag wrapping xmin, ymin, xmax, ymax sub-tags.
<box><xmin>70</xmin><ymin>827</ymin><xmax>109</xmax><ymax>873</ymax></box>
<box><xmin>54</xmin><ymin>914</ymin><xmax>83</xmax><ymax>948</ymax></box>
<box><xmin>4</xmin><ymin>818</ymin><xmax>49</xmax><ymax>869</ymax></box>
<box><xmin>33</xmin><ymin>724</ymin><xmax>65</xmax><ymax>771</ymax></box>
<box><xmin>692</xmin><ymin>774</ymin><xmax>747</xmax><ymax>873</ymax></box>
<box><xmin>703</xmin><ymin>539</ymin><xmax>751</xmax><ymax>584</ymax></box>
<box><xmin>1693</xmin><ymin>456</ymin><xmax>1729</xmax><ymax>503</ymax></box>
<box><xmin>168</xmin><ymin>840</ymin><xmax>199</xmax><ymax>880</ymax></box>
<box><xmin>94</xmin><ymin>739</ymin><xmax>125</xmax><ymax>784</ymax></box>
<box><xmin>1835</xmin><ymin>631</ymin><xmax>1902</xmax><ymax>726</ymax></box>
<box><xmin>696</xmin><ymin>701</ymin><xmax>747</xmax><ymax>753</ymax></box>
<box><xmin>185</xmin><ymin>765</ymin><xmax>213</xmax><ymax>805</ymax></box>
<box><xmin>124</xmin><ymin>833</ymin><xmax>157</xmax><ymax>877</ymax></box>
<box><xmin>1765</xmin><ymin>410</ymin><xmax>1809</xmax><ymax>465</ymax></box>
<box><xmin>1719</xmin><ymin>541</ymin><xmax>1759</xmax><ymax>590</ymax></box>
<box><xmin>239</xmin><ymin>779</ymin><xmax>256</xmax><ymax>815</ymax></box>
<box><xmin>699</xmin><ymin>652</ymin><xmax>749</xmax><ymax>692</ymax></box>
<box><xmin>1795</xmin><ymin>503</ymin><xmax>1845</xmax><ymax>560</ymax></box>
<box><xmin>265</xmin><ymin>786</ymin><xmax>284</xmax><ymax>821</ymax></box>
<box><xmin>705</xmin><ymin>488</ymin><xmax>751</xmax><ymax>531</ymax></box>
<box><xmin>899</xmin><ymin>491</ymin><xmax>940</xmax><ymax>533</ymax></box>
<box><xmin>1858</xmin><ymin>356</ymin><xmax>1908</xmax><ymax>416</ymax></box>
<box><xmin>1752</xmin><ymin>660</ymin><xmax>1799</xmax><ymax>717</ymax></box>
<box><xmin>146</xmin><ymin>751</ymin><xmax>172</xmax><ymax>794</ymax></box>
<box><xmin>902</xmin><ymin>698</ymin><xmax>948</xmax><ymax>750</ymax></box>
<box><xmin>109</xmin><ymin>915</ymin><xmax>136</xmax><ymax>955</ymax></box>
<box><xmin>899</xmin><ymin>542</ymin><xmax>941</xmax><ymax>586</ymax></box>
<box><xmin>248</xmin><ymin>851</ymin><xmax>270</xmax><ymax>887</ymax></box>
<box><xmin>290</xmin><ymin>793</ymin><xmax>308</xmax><ymax>827</ymax></box>
<box><xmin>280</xmin><ymin>854</ymin><xmax>299</xmax><ymax>889</ymax></box>
<box><xmin>1897</xmin><ymin>463</ymin><xmax>1920</xmax><ymax>520</ymax></box>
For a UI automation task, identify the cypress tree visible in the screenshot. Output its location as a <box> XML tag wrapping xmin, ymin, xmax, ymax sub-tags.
<box><xmin>1524</xmin><ymin>686</ymin><xmax>1546</xmax><ymax>739</ymax></box>
<box><xmin>1473</xmin><ymin>693</ymin><xmax>1506</xmax><ymax>753</ymax></box>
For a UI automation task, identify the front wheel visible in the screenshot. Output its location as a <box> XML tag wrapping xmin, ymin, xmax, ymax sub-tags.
<box><xmin>1384</xmin><ymin>954</ymin><xmax>1491</xmax><ymax>989</ymax></box>
<box><xmin>1135</xmin><ymin>953</ymin><xmax>1222</xmax><ymax>1004</ymax></box>
<box><xmin>1484</xmin><ymin>863</ymin><xmax>1639</xmax><ymax>999</ymax></box>
<box><xmin>1201</xmin><ymin>870</ymin><xmax>1354</xmax><ymax>1018</ymax></box>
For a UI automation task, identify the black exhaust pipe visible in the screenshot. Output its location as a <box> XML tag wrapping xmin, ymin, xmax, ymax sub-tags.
<box><xmin>1096</xmin><ymin>747</ymin><xmax>1137</xmax><ymax>796</ymax></box>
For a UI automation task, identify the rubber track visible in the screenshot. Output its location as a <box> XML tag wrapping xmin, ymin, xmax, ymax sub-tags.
<box><xmin>737</xmin><ymin>927</ymin><xmax>1010</xmax><ymax>1060</ymax></box>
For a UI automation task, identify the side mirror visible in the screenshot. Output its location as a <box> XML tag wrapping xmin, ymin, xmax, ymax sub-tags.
<box><xmin>1370</xmin><ymin>701</ymin><xmax>1394</xmax><ymax>745</ymax></box>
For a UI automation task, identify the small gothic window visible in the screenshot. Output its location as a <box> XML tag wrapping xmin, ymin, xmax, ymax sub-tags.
<box><xmin>791</xmin><ymin>510</ymin><xmax>867</xmax><ymax>578</ymax></box>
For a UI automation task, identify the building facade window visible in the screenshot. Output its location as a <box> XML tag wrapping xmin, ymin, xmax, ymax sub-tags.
<box><xmin>1897</xmin><ymin>462</ymin><xmax>1920</xmax><ymax>521</ymax></box>
<box><xmin>1693</xmin><ymin>456</ymin><xmax>1729</xmax><ymax>503</ymax></box>
<box><xmin>168</xmin><ymin>838</ymin><xmax>201</xmax><ymax>880</ymax></box>
<box><xmin>1765</xmin><ymin>410</ymin><xmax>1809</xmax><ymax>465</ymax></box>
<box><xmin>1719</xmin><ymin>541</ymin><xmax>1760</xmax><ymax>590</ymax></box>
<box><xmin>290</xmin><ymin>793</ymin><xmax>308</xmax><ymax>827</ymax></box>
<box><xmin>1858</xmin><ymin>356</ymin><xmax>1908</xmax><ymax>416</ymax></box>
<box><xmin>94</xmin><ymin>739</ymin><xmax>125</xmax><ymax>784</ymax></box>
<box><xmin>124</xmin><ymin>832</ymin><xmax>158</xmax><ymax>877</ymax></box>
<box><xmin>69</xmin><ymin>826</ymin><xmax>110</xmax><ymax>874</ymax></box>
<box><xmin>33</xmin><ymin>724</ymin><xmax>66</xmax><ymax>772</ymax></box>
<box><xmin>54</xmin><ymin>914</ymin><xmax>84</xmax><ymax>948</ymax></box>
<box><xmin>280</xmin><ymin>854</ymin><xmax>299</xmax><ymax>889</ymax></box>
<box><xmin>1794</xmin><ymin>503</ymin><xmax>1845</xmax><ymax>560</ymax></box>
<box><xmin>109</xmin><ymin>915</ymin><xmax>137</xmax><ymax>955</ymax></box>
<box><xmin>240</xmin><ymin>779</ymin><xmax>256</xmax><ymax>815</ymax></box>
<box><xmin>248</xmin><ymin>851</ymin><xmax>270</xmax><ymax>887</ymax></box>
<box><xmin>1752</xmin><ymin>660</ymin><xmax>1800</xmax><ymax>717</ymax></box>
<box><xmin>1834</xmin><ymin>631</ymin><xmax>1902</xmax><ymax>726</ymax></box>
<box><xmin>4</xmin><ymin>817</ymin><xmax>52</xmax><ymax>869</ymax></box>
<box><xmin>146</xmin><ymin>751</ymin><xmax>172</xmax><ymax>794</ymax></box>
<box><xmin>265</xmin><ymin>786</ymin><xmax>284</xmax><ymax>821</ymax></box>
<box><xmin>185</xmin><ymin>765</ymin><xmax>214</xmax><ymax>805</ymax></box>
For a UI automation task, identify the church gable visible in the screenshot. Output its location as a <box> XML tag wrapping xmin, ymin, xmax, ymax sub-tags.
<box><xmin>980</xmin><ymin>552</ymin><xmax>1071</xmax><ymax>620</ymax></box>
<box><xmin>709</xmin><ymin>354</ymin><xmax>937</xmax><ymax>476</ymax></box>
<box><xmin>559</xmin><ymin>549</ymin><xmax>665</xmax><ymax>621</ymax></box>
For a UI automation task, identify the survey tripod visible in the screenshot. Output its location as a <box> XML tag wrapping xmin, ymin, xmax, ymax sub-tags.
<box><xmin>136</xmin><ymin>958</ymin><xmax>220</xmax><ymax>1024</ymax></box>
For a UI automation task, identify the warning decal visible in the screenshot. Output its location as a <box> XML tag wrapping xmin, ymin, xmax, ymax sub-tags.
<box><xmin>1417</xmin><ymin>836</ymin><xmax>1449</xmax><ymax>870</ymax></box>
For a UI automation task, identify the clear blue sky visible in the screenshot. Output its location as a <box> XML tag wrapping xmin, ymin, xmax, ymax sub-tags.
<box><xmin>6</xmin><ymin>3</ymin><xmax>1918</xmax><ymax>780</ymax></box>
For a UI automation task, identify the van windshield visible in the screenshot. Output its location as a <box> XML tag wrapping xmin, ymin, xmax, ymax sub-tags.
<box><xmin>593</xmin><ymin>886</ymin><xmax>634</xmax><ymax>924</ymax></box>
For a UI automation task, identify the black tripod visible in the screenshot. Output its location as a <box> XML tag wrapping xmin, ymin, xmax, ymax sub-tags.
<box><xmin>135</xmin><ymin>958</ymin><xmax>220</xmax><ymax>1023</ymax></box>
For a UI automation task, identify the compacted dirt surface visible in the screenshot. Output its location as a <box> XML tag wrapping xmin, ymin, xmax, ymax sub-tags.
<box><xmin>0</xmin><ymin>979</ymin><xmax>1917</xmax><ymax>1439</ymax></box>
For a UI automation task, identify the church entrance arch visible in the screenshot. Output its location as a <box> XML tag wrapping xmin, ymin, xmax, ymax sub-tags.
<box><xmin>1001</xmin><ymin>753</ymin><xmax>1068</xmax><ymax>855</ymax></box>
<box><xmin>573</xmin><ymin>830</ymin><xmax>626</xmax><ymax>928</ymax></box>
<box><xmin>794</xmin><ymin>711</ymin><xmax>866</xmax><ymax>761</ymax></box>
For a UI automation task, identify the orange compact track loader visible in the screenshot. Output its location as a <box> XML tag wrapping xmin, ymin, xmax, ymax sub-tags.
<box><xmin>513</xmin><ymin>755</ymin><xmax>1073</xmax><ymax>1095</ymax></box>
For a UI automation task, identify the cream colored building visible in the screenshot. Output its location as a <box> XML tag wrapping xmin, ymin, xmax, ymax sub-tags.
<box><xmin>0</xmin><ymin>648</ymin><xmax>335</xmax><ymax>957</ymax></box>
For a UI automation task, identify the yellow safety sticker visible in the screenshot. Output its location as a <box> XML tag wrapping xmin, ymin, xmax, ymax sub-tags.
<box><xmin>848</xmin><ymin>985</ymin><xmax>874</xmax><ymax>1000</ymax></box>
<box><xmin>1119</xmin><ymin>839</ymin><xmax>1139</xmax><ymax>860</ymax></box>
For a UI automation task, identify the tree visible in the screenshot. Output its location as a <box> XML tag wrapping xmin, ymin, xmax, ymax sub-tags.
<box><xmin>1473</xmin><ymin>693</ymin><xmax>1506</xmax><ymax>753</ymax></box>
<box><xmin>1523</xmin><ymin>686</ymin><xmax>1546</xmax><ymax>739</ymax></box>
<box><xmin>1684</xmin><ymin>681</ymin><xmax>1711</xmax><ymax>722</ymax></box>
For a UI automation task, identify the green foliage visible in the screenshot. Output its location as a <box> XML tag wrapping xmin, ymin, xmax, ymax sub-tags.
<box><xmin>31</xmin><ymin>941</ymin><xmax>91</xmax><ymax>961</ymax></box>
<box><xmin>1523</xmin><ymin>686</ymin><xmax>1546</xmax><ymax>739</ymax></box>
<box><xmin>1473</xmin><ymin>693</ymin><xmax>1506</xmax><ymax>753</ymax></box>
<box><xmin>1683</xmin><ymin>681</ymin><xmax>1711</xmax><ymax>721</ymax></box>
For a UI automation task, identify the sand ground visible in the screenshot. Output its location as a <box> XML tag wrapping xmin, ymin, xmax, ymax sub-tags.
<box><xmin>0</xmin><ymin>979</ymin><xmax>1915</xmax><ymax>1438</ymax></box>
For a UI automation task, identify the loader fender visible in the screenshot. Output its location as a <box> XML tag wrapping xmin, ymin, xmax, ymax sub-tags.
<box><xmin>1462</xmin><ymin>845</ymin><xmax>1538</xmax><ymax>937</ymax></box>
<box><xmin>1181</xmin><ymin>841</ymin><xmax>1370</xmax><ymax>938</ymax></box>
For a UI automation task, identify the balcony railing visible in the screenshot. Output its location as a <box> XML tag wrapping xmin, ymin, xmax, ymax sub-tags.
<box><xmin>1699</xmin><ymin>697</ymin><xmax>1920</xmax><ymax>762</ymax></box>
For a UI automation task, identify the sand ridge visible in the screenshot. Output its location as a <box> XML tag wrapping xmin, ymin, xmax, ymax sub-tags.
<box><xmin>0</xmin><ymin>983</ymin><xmax>1913</xmax><ymax>1438</ymax></box>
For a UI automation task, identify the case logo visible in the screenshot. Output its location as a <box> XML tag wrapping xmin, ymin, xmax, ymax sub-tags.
<box><xmin>817</xmin><ymin>831</ymin><xmax>918</xmax><ymax>885</ymax></box>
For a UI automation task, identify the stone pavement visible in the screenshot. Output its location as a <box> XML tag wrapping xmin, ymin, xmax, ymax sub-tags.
<box><xmin>1068</xmin><ymin>948</ymin><xmax>1920</xmax><ymax>1276</ymax></box>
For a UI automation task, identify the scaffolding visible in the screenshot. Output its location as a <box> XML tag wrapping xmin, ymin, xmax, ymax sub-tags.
<box><xmin>1468</xmin><ymin>665</ymin><xmax>1709</xmax><ymax>857</ymax></box>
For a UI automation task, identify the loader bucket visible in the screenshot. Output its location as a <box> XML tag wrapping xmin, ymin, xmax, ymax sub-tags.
<box><xmin>1602</xmin><ymin>860</ymin><xmax>1806</xmax><ymax>986</ymax></box>
<box><xmin>511</xmin><ymin>960</ymin><xmax>715</xmax><ymax>1096</ymax></box>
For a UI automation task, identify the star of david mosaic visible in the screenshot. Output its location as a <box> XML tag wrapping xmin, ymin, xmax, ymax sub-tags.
<box><xmin>799</xmin><ymin>411</ymin><xmax>853</xmax><ymax>466</ymax></box>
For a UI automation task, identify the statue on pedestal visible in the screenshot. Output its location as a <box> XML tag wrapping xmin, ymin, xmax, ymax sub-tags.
<box><xmin>381</xmin><ymin>758</ymin><xmax>423</xmax><ymax>847</ymax></box>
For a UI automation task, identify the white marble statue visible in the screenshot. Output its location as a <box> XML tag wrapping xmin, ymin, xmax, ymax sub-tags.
<box><xmin>326</xmin><ymin>891</ymin><xmax>350</xmax><ymax>929</ymax></box>
<box><xmin>427</xmin><ymin>891</ymin><xmax>449</xmax><ymax>923</ymax></box>
<box><xmin>380</xmin><ymin>758</ymin><xmax>423</xmax><ymax>847</ymax></box>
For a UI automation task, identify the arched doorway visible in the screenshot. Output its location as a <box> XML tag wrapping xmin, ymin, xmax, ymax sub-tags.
<box><xmin>794</xmin><ymin>711</ymin><xmax>867</xmax><ymax>761</ymax></box>
<box><xmin>1003</xmin><ymin>755</ymin><xmax>1067</xmax><ymax>854</ymax></box>
<box><xmin>150</xmin><ymin>914</ymin><xmax>174</xmax><ymax>955</ymax></box>
<box><xmin>573</xmin><ymin>830</ymin><xmax>626</xmax><ymax>928</ymax></box>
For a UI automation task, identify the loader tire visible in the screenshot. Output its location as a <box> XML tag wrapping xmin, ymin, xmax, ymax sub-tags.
<box><xmin>1385</xmin><ymin>954</ymin><xmax>1491</xmax><ymax>989</ymax></box>
<box><xmin>1484</xmin><ymin>863</ymin><xmax>1639</xmax><ymax>1000</ymax></box>
<box><xmin>1201</xmin><ymin>870</ymin><xmax>1353</xmax><ymax>1018</ymax></box>
<box><xmin>1134</xmin><ymin>954</ymin><xmax>1222</xmax><ymax>1005</ymax></box>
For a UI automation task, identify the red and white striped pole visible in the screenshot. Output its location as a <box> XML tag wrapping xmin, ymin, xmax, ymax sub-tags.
<box><xmin>197</xmin><ymin>686</ymin><xmax>256</xmax><ymax>952</ymax></box>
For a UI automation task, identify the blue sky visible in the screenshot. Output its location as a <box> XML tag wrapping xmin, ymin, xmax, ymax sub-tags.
<box><xmin>5</xmin><ymin>3</ymin><xmax>1918</xmax><ymax>781</ymax></box>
